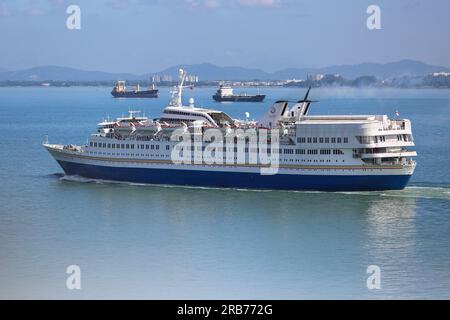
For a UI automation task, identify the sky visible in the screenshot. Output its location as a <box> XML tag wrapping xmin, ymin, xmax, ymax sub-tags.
<box><xmin>0</xmin><ymin>0</ymin><xmax>449</xmax><ymax>73</ymax></box>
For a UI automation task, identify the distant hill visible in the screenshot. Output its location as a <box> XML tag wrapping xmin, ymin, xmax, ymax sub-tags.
<box><xmin>148</xmin><ymin>60</ymin><xmax>450</xmax><ymax>80</ymax></box>
<box><xmin>0</xmin><ymin>66</ymin><xmax>138</xmax><ymax>81</ymax></box>
<box><xmin>272</xmin><ymin>60</ymin><xmax>450</xmax><ymax>80</ymax></box>
<box><xmin>0</xmin><ymin>60</ymin><xmax>449</xmax><ymax>81</ymax></box>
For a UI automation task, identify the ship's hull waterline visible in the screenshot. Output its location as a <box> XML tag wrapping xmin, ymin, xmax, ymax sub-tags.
<box><xmin>55</xmin><ymin>160</ymin><xmax>412</xmax><ymax>191</ymax></box>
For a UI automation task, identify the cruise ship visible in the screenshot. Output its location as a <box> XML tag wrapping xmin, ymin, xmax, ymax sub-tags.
<box><xmin>44</xmin><ymin>69</ymin><xmax>417</xmax><ymax>191</ymax></box>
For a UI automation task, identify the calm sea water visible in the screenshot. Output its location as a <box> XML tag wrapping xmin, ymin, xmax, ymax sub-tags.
<box><xmin>1</xmin><ymin>86</ymin><xmax>450</xmax><ymax>299</ymax></box>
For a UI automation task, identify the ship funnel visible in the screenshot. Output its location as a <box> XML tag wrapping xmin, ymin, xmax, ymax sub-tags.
<box><xmin>289</xmin><ymin>87</ymin><xmax>318</xmax><ymax>119</ymax></box>
<box><xmin>258</xmin><ymin>100</ymin><xmax>290</xmax><ymax>129</ymax></box>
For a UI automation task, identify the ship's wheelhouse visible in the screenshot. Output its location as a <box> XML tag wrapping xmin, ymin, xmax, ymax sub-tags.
<box><xmin>159</xmin><ymin>106</ymin><xmax>234</xmax><ymax>127</ymax></box>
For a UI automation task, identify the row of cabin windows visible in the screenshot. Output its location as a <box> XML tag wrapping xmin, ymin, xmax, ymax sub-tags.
<box><xmin>164</xmin><ymin>110</ymin><xmax>204</xmax><ymax>117</ymax></box>
<box><xmin>358</xmin><ymin>136</ymin><xmax>386</xmax><ymax>144</ymax></box>
<box><xmin>90</xmin><ymin>142</ymin><xmax>170</xmax><ymax>151</ymax></box>
<box><xmin>299</xmin><ymin>149</ymin><xmax>344</xmax><ymax>155</ymax></box>
<box><xmin>89</xmin><ymin>151</ymin><xmax>347</xmax><ymax>163</ymax></box>
<box><xmin>173</xmin><ymin>146</ymin><xmax>345</xmax><ymax>156</ymax></box>
<box><xmin>297</xmin><ymin>137</ymin><xmax>349</xmax><ymax>144</ymax></box>
<box><xmin>89</xmin><ymin>151</ymin><xmax>170</xmax><ymax>158</ymax></box>
<box><xmin>359</xmin><ymin>135</ymin><xmax>412</xmax><ymax>144</ymax></box>
<box><xmin>175</xmin><ymin>146</ymin><xmax>283</xmax><ymax>153</ymax></box>
<box><xmin>396</xmin><ymin>134</ymin><xmax>412</xmax><ymax>142</ymax></box>
<box><xmin>91</xmin><ymin>142</ymin><xmax>346</xmax><ymax>157</ymax></box>
<box><xmin>357</xmin><ymin>135</ymin><xmax>412</xmax><ymax>144</ymax></box>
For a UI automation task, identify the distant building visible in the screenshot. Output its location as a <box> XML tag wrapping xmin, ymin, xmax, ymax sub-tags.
<box><xmin>285</xmin><ymin>78</ymin><xmax>305</xmax><ymax>84</ymax></box>
<box><xmin>151</xmin><ymin>75</ymin><xmax>161</xmax><ymax>83</ymax></box>
<box><xmin>186</xmin><ymin>74</ymin><xmax>199</xmax><ymax>83</ymax></box>
<box><xmin>152</xmin><ymin>74</ymin><xmax>198</xmax><ymax>83</ymax></box>
<box><xmin>307</xmin><ymin>74</ymin><xmax>324</xmax><ymax>82</ymax></box>
<box><xmin>423</xmin><ymin>72</ymin><xmax>450</xmax><ymax>88</ymax></box>
<box><xmin>432</xmin><ymin>72</ymin><xmax>450</xmax><ymax>77</ymax></box>
<box><xmin>162</xmin><ymin>74</ymin><xmax>173</xmax><ymax>82</ymax></box>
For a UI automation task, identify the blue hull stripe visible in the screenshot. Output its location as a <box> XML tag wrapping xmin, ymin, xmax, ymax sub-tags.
<box><xmin>57</xmin><ymin>160</ymin><xmax>412</xmax><ymax>191</ymax></box>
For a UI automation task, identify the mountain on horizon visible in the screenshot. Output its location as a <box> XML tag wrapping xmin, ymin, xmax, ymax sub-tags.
<box><xmin>152</xmin><ymin>63</ymin><xmax>269</xmax><ymax>81</ymax></box>
<box><xmin>0</xmin><ymin>60</ymin><xmax>448</xmax><ymax>82</ymax></box>
<box><xmin>0</xmin><ymin>66</ymin><xmax>137</xmax><ymax>82</ymax></box>
<box><xmin>272</xmin><ymin>59</ymin><xmax>450</xmax><ymax>80</ymax></box>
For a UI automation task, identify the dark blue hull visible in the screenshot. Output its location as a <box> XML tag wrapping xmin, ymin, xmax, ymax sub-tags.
<box><xmin>111</xmin><ymin>89</ymin><xmax>158</xmax><ymax>98</ymax></box>
<box><xmin>57</xmin><ymin>160</ymin><xmax>412</xmax><ymax>191</ymax></box>
<box><xmin>213</xmin><ymin>94</ymin><xmax>266</xmax><ymax>102</ymax></box>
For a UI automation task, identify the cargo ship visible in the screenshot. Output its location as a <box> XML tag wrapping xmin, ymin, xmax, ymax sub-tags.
<box><xmin>44</xmin><ymin>69</ymin><xmax>417</xmax><ymax>191</ymax></box>
<box><xmin>111</xmin><ymin>81</ymin><xmax>158</xmax><ymax>98</ymax></box>
<box><xmin>213</xmin><ymin>85</ymin><xmax>265</xmax><ymax>102</ymax></box>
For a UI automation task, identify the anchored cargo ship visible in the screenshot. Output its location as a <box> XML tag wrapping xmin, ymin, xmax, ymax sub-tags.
<box><xmin>213</xmin><ymin>85</ymin><xmax>265</xmax><ymax>102</ymax></box>
<box><xmin>111</xmin><ymin>81</ymin><xmax>158</xmax><ymax>98</ymax></box>
<box><xmin>45</xmin><ymin>69</ymin><xmax>417</xmax><ymax>191</ymax></box>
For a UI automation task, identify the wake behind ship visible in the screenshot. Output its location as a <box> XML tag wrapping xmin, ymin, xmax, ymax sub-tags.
<box><xmin>45</xmin><ymin>69</ymin><xmax>417</xmax><ymax>191</ymax></box>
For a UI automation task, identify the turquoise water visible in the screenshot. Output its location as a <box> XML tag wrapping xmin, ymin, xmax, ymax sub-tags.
<box><xmin>1</xmin><ymin>87</ymin><xmax>450</xmax><ymax>299</ymax></box>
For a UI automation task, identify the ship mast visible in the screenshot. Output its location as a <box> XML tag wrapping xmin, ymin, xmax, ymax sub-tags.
<box><xmin>169</xmin><ymin>69</ymin><xmax>187</xmax><ymax>108</ymax></box>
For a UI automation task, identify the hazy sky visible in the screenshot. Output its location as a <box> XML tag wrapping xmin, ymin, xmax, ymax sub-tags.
<box><xmin>0</xmin><ymin>0</ymin><xmax>449</xmax><ymax>73</ymax></box>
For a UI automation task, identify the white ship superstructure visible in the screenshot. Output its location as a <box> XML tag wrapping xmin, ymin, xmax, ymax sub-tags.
<box><xmin>44</xmin><ymin>69</ymin><xmax>417</xmax><ymax>191</ymax></box>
